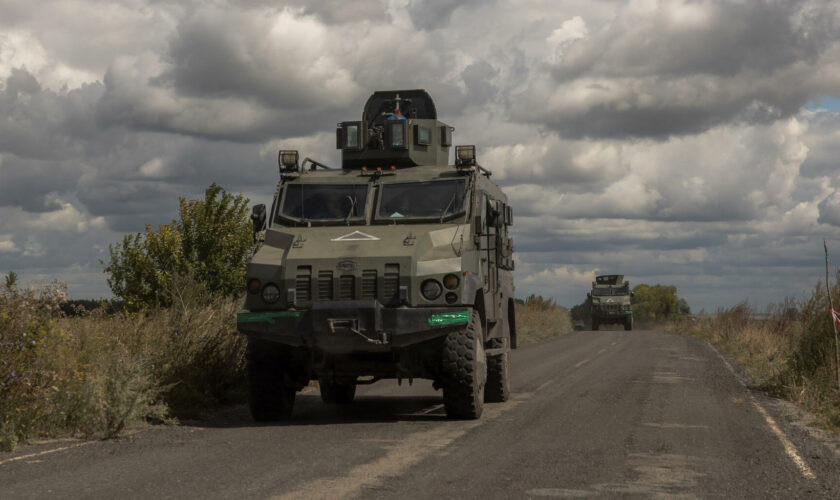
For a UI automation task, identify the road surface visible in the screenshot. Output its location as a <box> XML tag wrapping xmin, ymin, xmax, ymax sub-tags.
<box><xmin>2</xmin><ymin>329</ymin><xmax>839</xmax><ymax>499</ymax></box>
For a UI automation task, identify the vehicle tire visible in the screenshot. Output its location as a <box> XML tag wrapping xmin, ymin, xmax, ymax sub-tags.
<box><xmin>319</xmin><ymin>379</ymin><xmax>357</xmax><ymax>404</ymax></box>
<box><xmin>485</xmin><ymin>350</ymin><xmax>510</xmax><ymax>403</ymax></box>
<box><xmin>442</xmin><ymin>311</ymin><xmax>486</xmax><ymax>419</ymax></box>
<box><xmin>592</xmin><ymin>318</ymin><xmax>599</xmax><ymax>331</ymax></box>
<box><xmin>246</xmin><ymin>339</ymin><xmax>295</xmax><ymax>422</ymax></box>
<box><xmin>624</xmin><ymin>316</ymin><xmax>633</xmax><ymax>331</ymax></box>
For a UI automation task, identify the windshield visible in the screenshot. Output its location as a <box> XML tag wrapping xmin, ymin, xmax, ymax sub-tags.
<box><xmin>592</xmin><ymin>286</ymin><xmax>629</xmax><ymax>297</ymax></box>
<box><xmin>279</xmin><ymin>183</ymin><xmax>369</xmax><ymax>222</ymax></box>
<box><xmin>377</xmin><ymin>179</ymin><xmax>467</xmax><ymax>221</ymax></box>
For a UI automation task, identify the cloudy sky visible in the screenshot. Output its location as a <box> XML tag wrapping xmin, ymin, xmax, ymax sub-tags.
<box><xmin>2</xmin><ymin>0</ymin><xmax>840</xmax><ymax>311</ymax></box>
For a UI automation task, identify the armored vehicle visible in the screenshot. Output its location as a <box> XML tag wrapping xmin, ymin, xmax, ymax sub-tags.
<box><xmin>237</xmin><ymin>89</ymin><xmax>516</xmax><ymax>420</ymax></box>
<box><xmin>589</xmin><ymin>274</ymin><xmax>633</xmax><ymax>331</ymax></box>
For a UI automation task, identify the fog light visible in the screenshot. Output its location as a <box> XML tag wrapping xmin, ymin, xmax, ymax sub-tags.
<box><xmin>445</xmin><ymin>292</ymin><xmax>458</xmax><ymax>304</ymax></box>
<box><xmin>421</xmin><ymin>280</ymin><xmax>442</xmax><ymax>300</ymax></box>
<box><xmin>261</xmin><ymin>284</ymin><xmax>281</xmax><ymax>304</ymax></box>
<box><xmin>248</xmin><ymin>278</ymin><xmax>261</xmax><ymax>295</ymax></box>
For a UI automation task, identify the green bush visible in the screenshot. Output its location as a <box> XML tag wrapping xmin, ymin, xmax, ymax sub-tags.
<box><xmin>103</xmin><ymin>183</ymin><xmax>253</xmax><ymax>310</ymax></box>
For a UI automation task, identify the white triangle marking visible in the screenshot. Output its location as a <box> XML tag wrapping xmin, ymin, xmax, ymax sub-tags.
<box><xmin>330</xmin><ymin>231</ymin><xmax>381</xmax><ymax>241</ymax></box>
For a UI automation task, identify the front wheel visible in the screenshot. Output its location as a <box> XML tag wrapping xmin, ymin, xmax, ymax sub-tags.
<box><xmin>624</xmin><ymin>316</ymin><xmax>633</xmax><ymax>331</ymax></box>
<box><xmin>442</xmin><ymin>311</ymin><xmax>486</xmax><ymax>419</ymax></box>
<box><xmin>591</xmin><ymin>318</ymin><xmax>599</xmax><ymax>331</ymax></box>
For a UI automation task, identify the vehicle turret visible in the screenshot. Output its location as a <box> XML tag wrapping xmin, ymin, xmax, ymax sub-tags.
<box><xmin>336</xmin><ymin>89</ymin><xmax>452</xmax><ymax>169</ymax></box>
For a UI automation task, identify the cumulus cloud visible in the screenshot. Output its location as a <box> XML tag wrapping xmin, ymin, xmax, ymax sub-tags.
<box><xmin>515</xmin><ymin>0</ymin><xmax>840</xmax><ymax>138</ymax></box>
<box><xmin>1</xmin><ymin>0</ymin><xmax>840</xmax><ymax>311</ymax></box>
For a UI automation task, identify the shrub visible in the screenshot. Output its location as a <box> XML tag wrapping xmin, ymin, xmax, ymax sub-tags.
<box><xmin>0</xmin><ymin>274</ymin><xmax>246</xmax><ymax>451</ymax></box>
<box><xmin>103</xmin><ymin>183</ymin><xmax>253</xmax><ymax>310</ymax></box>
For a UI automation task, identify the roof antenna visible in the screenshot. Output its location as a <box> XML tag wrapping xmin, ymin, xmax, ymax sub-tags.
<box><xmin>394</xmin><ymin>93</ymin><xmax>403</xmax><ymax>117</ymax></box>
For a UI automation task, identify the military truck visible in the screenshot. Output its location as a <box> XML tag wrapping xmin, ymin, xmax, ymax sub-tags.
<box><xmin>237</xmin><ymin>89</ymin><xmax>516</xmax><ymax>421</ymax></box>
<box><xmin>588</xmin><ymin>274</ymin><xmax>633</xmax><ymax>331</ymax></box>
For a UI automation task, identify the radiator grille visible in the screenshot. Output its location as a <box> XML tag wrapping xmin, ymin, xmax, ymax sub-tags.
<box><xmin>361</xmin><ymin>270</ymin><xmax>377</xmax><ymax>299</ymax></box>
<box><xmin>338</xmin><ymin>275</ymin><xmax>355</xmax><ymax>300</ymax></box>
<box><xmin>295</xmin><ymin>266</ymin><xmax>311</xmax><ymax>302</ymax></box>
<box><xmin>317</xmin><ymin>270</ymin><xmax>333</xmax><ymax>300</ymax></box>
<box><xmin>383</xmin><ymin>264</ymin><xmax>400</xmax><ymax>303</ymax></box>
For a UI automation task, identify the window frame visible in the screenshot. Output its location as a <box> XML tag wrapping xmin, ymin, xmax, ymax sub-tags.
<box><xmin>274</xmin><ymin>182</ymin><xmax>373</xmax><ymax>227</ymax></box>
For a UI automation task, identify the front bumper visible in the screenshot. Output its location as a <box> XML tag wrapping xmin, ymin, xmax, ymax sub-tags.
<box><xmin>593</xmin><ymin>309</ymin><xmax>632</xmax><ymax>319</ymax></box>
<box><xmin>237</xmin><ymin>300</ymin><xmax>470</xmax><ymax>352</ymax></box>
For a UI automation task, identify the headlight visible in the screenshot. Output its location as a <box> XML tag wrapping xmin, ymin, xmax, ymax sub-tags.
<box><xmin>421</xmin><ymin>279</ymin><xmax>443</xmax><ymax>300</ymax></box>
<box><xmin>261</xmin><ymin>284</ymin><xmax>281</xmax><ymax>304</ymax></box>
<box><xmin>443</xmin><ymin>274</ymin><xmax>459</xmax><ymax>290</ymax></box>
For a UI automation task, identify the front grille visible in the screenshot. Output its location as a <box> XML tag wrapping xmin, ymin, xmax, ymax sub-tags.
<box><xmin>383</xmin><ymin>264</ymin><xmax>400</xmax><ymax>303</ymax></box>
<box><xmin>338</xmin><ymin>275</ymin><xmax>355</xmax><ymax>300</ymax></box>
<box><xmin>361</xmin><ymin>270</ymin><xmax>377</xmax><ymax>299</ymax></box>
<box><xmin>295</xmin><ymin>266</ymin><xmax>312</xmax><ymax>302</ymax></box>
<box><xmin>317</xmin><ymin>270</ymin><xmax>333</xmax><ymax>300</ymax></box>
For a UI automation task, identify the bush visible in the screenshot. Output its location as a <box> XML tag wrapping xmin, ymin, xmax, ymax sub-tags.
<box><xmin>103</xmin><ymin>183</ymin><xmax>253</xmax><ymax>310</ymax></box>
<box><xmin>0</xmin><ymin>274</ymin><xmax>246</xmax><ymax>451</ymax></box>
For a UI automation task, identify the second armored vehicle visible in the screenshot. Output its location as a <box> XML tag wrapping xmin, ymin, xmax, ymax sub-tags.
<box><xmin>237</xmin><ymin>89</ymin><xmax>516</xmax><ymax>420</ymax></box>
<box><xmin>589</xmin><ymin>274</ymin><xmax>633</xmax><ymax>331</ymax></box>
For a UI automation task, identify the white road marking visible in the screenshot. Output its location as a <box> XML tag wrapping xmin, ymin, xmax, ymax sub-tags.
<box><xmin>750</xmin><ymin>399</ymin><xmax>816</xmax><ymax>480</ymax></box>
<box><xmin>420</xmin><ymin>404</ymin><xmax>445</xmax><ymax>415</ymax></box>
<box><xmin>597</xmin><ymin>348</ymin><xmax>607</xmax><ymax>355</ymax></box>
<box><xmin>536</xmin><ymin>379</ymin><xmax>554</xmax><ymax>392</ymax></box>
<box><xmin>709</xmin><ymin>344</ymin><xmax>816</xmax><ymax>480</ymax></box>
<box><xmin>0</xmin><ymin>441</ymin><xmax>95</xmax><ymax>466</ymax></box>
<box><xmin>574</xmin><ymin>358</ymin><xmax>590</xmax><ymax>368</ymax></box>
<box><xmin>642</xmin><ymin>423</ymin><xmax>710</xmax><ymax>430</ymax></box>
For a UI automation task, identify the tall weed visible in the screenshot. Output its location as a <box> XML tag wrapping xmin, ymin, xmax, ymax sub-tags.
<box><xmin>515</xmin><ymin>296</ymin><xmax>573</xmax><ymax>345</ymax></box>
<box><xmin>0</xmin><ymin>276</ymin><xmax>245</xmax><ymax>451</ymax></box>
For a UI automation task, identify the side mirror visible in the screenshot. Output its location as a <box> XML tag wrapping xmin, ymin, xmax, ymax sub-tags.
<box><xmin>251</xmin><ymin>204</ymin><xmax>266</xmax><ymax>243</ymax></box>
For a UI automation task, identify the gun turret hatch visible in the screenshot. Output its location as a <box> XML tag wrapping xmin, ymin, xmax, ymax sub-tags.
<box><xmin>336</xmin><ymin>89</ymin><xmax>452</xmax><ymax>169</ymax></box>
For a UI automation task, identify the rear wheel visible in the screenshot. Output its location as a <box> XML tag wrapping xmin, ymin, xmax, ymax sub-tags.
<box><xmin>442</xmin><ymin>311</ymin><xmax>486</xmax><ymax>419</ymax></box>
<box><xmin>485</xmin><ymin>350</ymin><xmax>510</xmax><ymax>403</ymax></box>
<box><xmin>247</xmin><ymin>339</ymin><xmax>295</xmax><ymax>422</ymax></box>
<box><xmin>624</xmin><ymin>315</ymin><xmax>633</xmax><ymax>331</ymax></box>
<box><xmin>592</xmin><ymin>318</ymin><xmax>599</xmax><ymax>331</ymax></box>
<box><xmin>319</xmin><ymin>378</ymin><xmax>357</xmax><ymax>404</ymax></box>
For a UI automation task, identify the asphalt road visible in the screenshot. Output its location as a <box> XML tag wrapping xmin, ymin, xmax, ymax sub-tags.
<box><xmin>2</xmin><ymin>329</ymin><xmax>839</xmax><ymax>499</ymax></box>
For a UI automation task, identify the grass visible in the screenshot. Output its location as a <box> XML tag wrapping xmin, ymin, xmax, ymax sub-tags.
<box><xmin>0</xmin><ymin>278</ymin><xmax>246</xmax><ymax>452</ymax></box>
<box><xmin>674</xmin><ymin>290</ymin><xmax>840</xmax><ymax>434</ymax></box>
<box><xmin>515</xmin><ymin>296</ymin><xmax>574</xmax><ymax>345</ymax></box>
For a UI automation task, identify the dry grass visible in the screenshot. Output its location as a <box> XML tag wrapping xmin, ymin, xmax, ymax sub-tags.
<box><xmin>515</xmin><ymin>297</ymin><xmax>574</xmax><ymax>345</ymax></box>
<box><xmin>0</xmin><ymin>278</ymin><xmax>245</xmax><ymax>451</ymax></box>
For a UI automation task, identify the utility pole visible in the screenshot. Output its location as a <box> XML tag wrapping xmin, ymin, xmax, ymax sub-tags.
<box><xmin>823</xmin><ymin>239</ymin><xmax>840</xmax><ymax>390</ymax></box>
